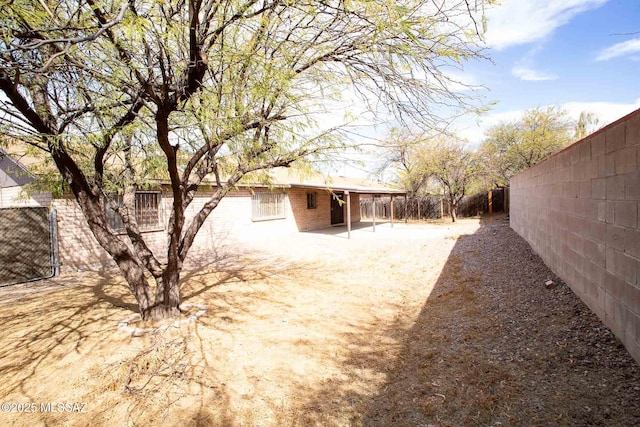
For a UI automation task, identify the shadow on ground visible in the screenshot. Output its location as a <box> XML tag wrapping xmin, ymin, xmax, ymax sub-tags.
<box><xmin>293</xmin><ymin>215</ymin><xmax>640</xmax><ymax>426</ymax></box>
<box><xmin>2</xmin><ymin>216</ymin><xmax>640</xmax><ymax>426</ymax></box>
<box><xmin>0</xmin><ymin>243</ymin><xmax>328</xmax><ymax>426</ymax></box>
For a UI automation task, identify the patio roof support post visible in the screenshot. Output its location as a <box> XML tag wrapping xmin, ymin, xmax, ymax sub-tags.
<box><xmin>345</xmin><ymin>191</ymin><xmax>351</xmax><ymax>240</ymax></box>
<box><xmin>372</xmin><ymin>194</ymin><xmax>376</xmax><ymax>232</ymax></box>
<box><xmin>405</xmin><ymin>194</ymin><xmax>408</xmax><ymax>223</ymax></box>
<box><xmin>390</xmin><ymin>195</ymin><xmax>394</xmax><ymax>228</ymax></box>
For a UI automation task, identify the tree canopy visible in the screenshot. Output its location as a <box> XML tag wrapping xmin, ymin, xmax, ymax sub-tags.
<box><xmin>480</xmin><ymin>106</ymin><xmax>575</xmax><ymax>187</ymax></box>
<box><xmin>0</xmin><ymin>0</ymin><xmax>489</xmax><ymax>319</ymax></box>
<box><xmin>380</xmin><ymin>132</ymin><xmax>480</xmax><ymax>220</ymax></box>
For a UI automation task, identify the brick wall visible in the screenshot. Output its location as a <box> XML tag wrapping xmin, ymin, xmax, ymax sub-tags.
<box><xmin>54</xmin><ymin>186</ymin><xmax>363</xmax><ymax>271</ymax></box>
<box><xmin>54</xmin><ymin>189</ymin><xmax>298</xmax><ymax>271</ymax></box>
<box><xmin>183</xmin><ymin>188</ymin><xmax>299</xmax><ymax>254</ymax></box>
<box><xmin>510</xmin><ymin>108</ymin><xmax>640</xmax><ymax>364</ymax></box>
<box><xmin>349</xmin><ymin>192</ymin><xmax>362</xmax><ymax>223</ymax></box>
<box><xmin>54</xmin><ymin>197</ymin><xmax>130</xmax><ymax>270</ymax></box>
<box><xmin>288</xmin><ymin>187</ymin><xmax>331</xmax><ymax>231</ymax></box>
<box><xmin>288</xmin><ymin>188</ymin><xmax>361</xmax><ymax>231</ymax></box>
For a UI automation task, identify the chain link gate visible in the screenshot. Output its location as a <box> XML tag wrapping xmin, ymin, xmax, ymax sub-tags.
<box><xmin>0</xmin><ymin>206</ymin><xmax>60</xmax><ymax>286</ymax></box>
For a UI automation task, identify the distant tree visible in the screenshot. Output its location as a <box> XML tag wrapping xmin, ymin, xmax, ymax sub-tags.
<box><xmin>418</xmin><ymin>137</ymin><xmax>480</xmax><ymax>222</ymax></box>
<box><xmin>480</xmin><ymin>106</ymin><xmax>573</xmax><ymax>186</ymax></box>
<box><xmin>574</xmin><ymin>111</ymin><xmax>601</xmax><ymax>140</ymax></box>
<box><xmin>376</xmin><ymin>129</ymin><xmax>432</xmax><ymax>198</ymax></box>
<box><xmin>383</xmin><ymin>131</ymin><xmax>481</xmax><ymax>221</ymax></box>
<box><xmin>0</xmin><ymin>0</ymin><xmax>489</xmax><ymax>319</ymax></box>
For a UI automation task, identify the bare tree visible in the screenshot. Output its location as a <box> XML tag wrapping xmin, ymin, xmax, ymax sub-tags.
<box><xmin>376</xmin><ymin>128</ymin><xmax>432</xmax><ymax>197</ymax></box>
<box><xmin>0</xmin><ymin>0</ymin><xmax>489</xmax><ymax>319</ymax></box>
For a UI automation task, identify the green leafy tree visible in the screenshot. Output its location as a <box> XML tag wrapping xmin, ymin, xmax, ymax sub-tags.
<box><xmin>418</xmin><ymin>137</ymin><xmax>480</xmax><ymax>222</ymax></box>
<box><xmin>480</xmin><ymin>106</ymin><xmax>574</xmax><ymax>186</ymax></box>
<box><xmin>381</xmin><ymin>131</ymin><xmax>481</xmax><ymax>221</ymax></box>
<box><xmin>0</xmin><ymin>0</ymin><xmax>489</xmax><ymax>319</ymax></box>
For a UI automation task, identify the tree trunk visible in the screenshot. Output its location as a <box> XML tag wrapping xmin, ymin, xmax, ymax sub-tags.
<box><xmin>68</xmin><ymin>189</ymin><xmax>181</xmax><ymax>321</ymax></box>
<box><xmin>450</xmin><ymin>201</ymin><xmax>457</xmax><ymax>222</ymax></box>
<box><xmin>115</xmin><ymin>256</ymin><xmax>155</xmax><ymax>318</ymax></box>
<box><xmin>145</xmin><ymin>264</ymin><xmax>182</xmax><ymax>320</ymax></box>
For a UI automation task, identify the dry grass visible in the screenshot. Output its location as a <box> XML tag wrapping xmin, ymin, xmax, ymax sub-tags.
<box><xmin>0</xmin><ymin>217</ymin><xmax>638</xmax><ymax>426</ymax></box>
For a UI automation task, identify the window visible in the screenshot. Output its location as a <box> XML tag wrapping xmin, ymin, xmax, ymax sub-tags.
<box><xmin>306</xmin><ymin>192</ymin><xmax>317</xmax><ymax>209</ymax></box>
<box><xmin>106</xmin><ymin>191</ymin><xmax>162</xmax><ymax>232</ymax></box>
<box><xmin>252</xmin><ymin>192</ymin><xmax>286</xmax><ymax>221</ymax></box>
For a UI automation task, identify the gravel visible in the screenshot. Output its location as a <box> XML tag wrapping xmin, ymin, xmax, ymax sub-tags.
<box><xmin>364</xmin><ymin>215</ymin><xmax>640</xmax><ymax>427</ymax></box>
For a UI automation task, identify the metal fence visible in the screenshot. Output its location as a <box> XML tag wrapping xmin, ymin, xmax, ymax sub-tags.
<box><xmin>360</xmin><ymin>196</ymin><xmax>442</xmax><ymax>221</ymax></box>
<box><xmin>359</xmin><ymin>188</ymin><xmax>508</xmax><ymax>221</ymax></box>
<box><xmin>0</xmin><ymin>207</ymin><xmax>59</xmax><ymax>286</ymax></box>
<box><xmin>392</xmin><ymin>196</ymin><xmax>443</xmax><ymax>220</ymax></box>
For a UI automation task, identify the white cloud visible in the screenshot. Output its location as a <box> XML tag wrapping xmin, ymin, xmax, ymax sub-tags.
<box><xmin>512</xmin><ymin>66</ymin><xmax>558</xmax><ymax>81</ymax></box>
<box><xmin>456</xmin><ymin>98</ymin><xmax>640</xmax><ymax>145</ymax></box>
<box><xmin>561</xmin><ymin>99</ymin><xmax>640</xmax><ymax>124</ymax></box>
<box><xmin>510</xmin><ymin>43</ymin><xmax>559</xmax><ymax>81</ymax></box>
<box><xmin>484</xmin><ymin>0</ymin><xmax>608</xmax><ymax>50</ymax></box>
<box><xmin>595</xmin><ymin>38</ymin><xmax>640</xmax><ymax>61</ymax></box>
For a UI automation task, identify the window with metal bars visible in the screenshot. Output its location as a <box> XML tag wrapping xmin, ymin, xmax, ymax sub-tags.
<box><xmin>105</xmin><ymin>192</ymin><xmax>162</xmax><ymax>232</ymax></box>
<box><xmin>306</xmin><ymin>192</ymin><xmax>317</xmax><ymax>209</ymax></box>
<box><xmin>251</xmin><ymin>192</ymin><xmax>286</xmax><ymax>221</ymax></box>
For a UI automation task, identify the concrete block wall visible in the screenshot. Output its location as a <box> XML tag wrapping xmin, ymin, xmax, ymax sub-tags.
<box><xmin>510</xmin><ymin>108</ymin><xmax>640</xmax><ymax>364</ymax></box>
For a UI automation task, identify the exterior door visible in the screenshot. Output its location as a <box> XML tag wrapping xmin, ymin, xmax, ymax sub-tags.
<box><xmin>330</xmin><ymin>193</ymin><xmax>344</xmax><ymax>225</ymax></box>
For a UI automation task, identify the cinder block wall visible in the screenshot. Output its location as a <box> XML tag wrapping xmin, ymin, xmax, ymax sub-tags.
<box><xmin>510</xmin><ymin>108</ymin><xmax>640</xmax><ymax>364</ymax></box>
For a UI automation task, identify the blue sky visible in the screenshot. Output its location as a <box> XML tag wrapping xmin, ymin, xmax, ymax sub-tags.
<box><xmin>332</xmin><ymin>0</ymin><xmax>640</xmax><ymax>178</ymax></box>
<box><xmin>454</xmin><ymin>0</ymin><xmax>640</xmax><ymax>144</ymax></box>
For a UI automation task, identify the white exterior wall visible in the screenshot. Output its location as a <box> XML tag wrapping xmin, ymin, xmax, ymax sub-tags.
<box><xmin>0</xmin><ymin>186</ymin><xmax>51</xmax><ymax>208</ymax></box>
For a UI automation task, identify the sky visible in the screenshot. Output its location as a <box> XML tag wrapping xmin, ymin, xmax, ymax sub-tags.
<box><xmin>453</xmin><ymin>0</ymin><xmax>640</xmax><ymax>144</ymax></box>
<box><xmin>339</xmin><ymin>0</ymin><xmax>640</xmax><ymax>178</ymax></box>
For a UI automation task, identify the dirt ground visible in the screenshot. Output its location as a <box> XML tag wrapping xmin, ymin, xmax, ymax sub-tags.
<box><xmin>0</xmin><ymin>215</ymin><xmax>639</xmax><ymax>426</ymax></box>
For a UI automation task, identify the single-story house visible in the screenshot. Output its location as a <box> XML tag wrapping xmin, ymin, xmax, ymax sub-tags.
<box><xmin>0</xmin><ymin>151</ymin><xmax>406</xmax><ymax>272</ymax></box>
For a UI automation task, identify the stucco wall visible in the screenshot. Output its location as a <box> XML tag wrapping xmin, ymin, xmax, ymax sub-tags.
<box><xmin>510</xmin><ymin>109</ymin><xmax>640</xmax><ymax>364</ymax></box>
<box><xmin>0</xmin><ymin>186</ymin><xmax>51</xmax><ymax>208</ymax></box>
